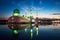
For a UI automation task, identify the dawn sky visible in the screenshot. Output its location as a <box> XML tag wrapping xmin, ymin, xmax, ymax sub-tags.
<box><xmin>0</xmin><ymin>0</ymin><xmax>60</xmax><ymax>18</ymax></box>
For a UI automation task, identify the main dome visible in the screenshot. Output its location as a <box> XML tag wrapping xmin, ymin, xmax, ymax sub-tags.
<box><xmin>13</xmin><ymin>9</ymin><xmax>20</xmax><ymax>16</ymax></box>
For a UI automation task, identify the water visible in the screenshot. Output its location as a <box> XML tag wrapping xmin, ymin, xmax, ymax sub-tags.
<box><xmin>0</xmin><ymin>25</ymin><xmax>60</xmax><ymax>40</ymax></box>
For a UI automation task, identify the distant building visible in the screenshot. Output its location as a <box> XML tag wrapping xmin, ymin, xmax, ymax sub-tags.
<box><xmin>53</xmin><ymin>13</ymin><xmax>60</xmax><ymax>15</ymax></box>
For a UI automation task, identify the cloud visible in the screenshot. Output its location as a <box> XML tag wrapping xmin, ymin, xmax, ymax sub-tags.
<box><xmin>39</xmin><ymin>1</ymin><xmax>42</xmax><ymax>4</ymax></box>
<box><xmin>55</xmin><ymin>2</ymin><xmax>60</xmax><ymax>5</ymax></box>
<box><xmin>21</xmin><ymin>7</ymin><xmax>29</xmax><ymax>15</ymax></box>
<box><xmin>53</xmin><ymin>13</ymin><xmax>60</xmax><ymax>15</ymax></box>
<box><xmin>11</xmin><ymin>1</ymin><xmax>15</xmax><ymax>4</ymax></box>
<box><xmin>32</xmin><ymin>6</ymin><xmax>43</xmax><ymax>11</ymax></box>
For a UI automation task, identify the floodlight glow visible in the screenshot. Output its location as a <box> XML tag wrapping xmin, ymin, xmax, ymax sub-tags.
<box><xmin>31</xmin><ymin>29</ymin><xmax>33</xmax><ymax>32</ymax></box>
<box><xmin>13</xmin><ymin>30</ymin><xmax>19</xmax><ymax>34</ymax></box>
<box><xmin>13</xmin><ymin>13</ymin><xmax>19</xmax><ymax>16</ymax></box>
<box><xmin>25</xmin><ymin>29</ymin><xmax>27</xmax><ymax>32</ymax></box>
<box><xmin>36</xmin><ymin>27</ymin><xmax>38</xmax><ymax>36</ymax></box>
<box><xmin>30</xmin><ymin>29</ymin><xmax>33</xmax><ymax>39</ymax></box>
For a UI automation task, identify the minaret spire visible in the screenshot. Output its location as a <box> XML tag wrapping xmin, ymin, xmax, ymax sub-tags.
<box><xmin>25</xmin><ymin>11</ymin><xmax>27</xmax><ymax>17</ymax></box>
<box><xmin>30</xmin><ymin>8</ymin><xmax>32</xmax><ymax>16</ymax></box>
<box><xmin>36</xmin><ymin>10</ymin><xmax>38</xmax><ymax>17</ymax></box>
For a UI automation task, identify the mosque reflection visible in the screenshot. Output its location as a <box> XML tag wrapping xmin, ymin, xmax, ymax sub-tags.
<box><xmin>8</xmin><ymin>22</ymin><xmax>39</xmax><ymax>39</ymax></box>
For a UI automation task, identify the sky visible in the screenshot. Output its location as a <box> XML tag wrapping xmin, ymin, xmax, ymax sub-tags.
<box><xmin>0</xmin><ymin>0</ymin><xmax>60</xmax><ymax>18</ymax></box>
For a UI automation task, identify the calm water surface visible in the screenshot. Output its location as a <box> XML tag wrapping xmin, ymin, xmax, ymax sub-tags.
<box><xmin>0</xmin><ymin>25</ymin><xmax>60</xmax><ymax>40</ymax></box>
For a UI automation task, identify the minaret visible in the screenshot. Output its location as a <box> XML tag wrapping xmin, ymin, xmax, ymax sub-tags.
<box><xmin>36</xmin><ymin>10</ymin><xmax>38</xmax><ymax>17</ymax></box>
<box><xmin>35</xmin><ymin>10</ymin><xmax>39</xmax><ymax>36</ymax></box>
<box><xmin>30</xmin><ymin>8</ymin><xmax>33</xmax><ymax>39</ymax></box>
<box><xmin>30</xmin><ymin>8</ymin><xmax>32</xmax><ymax>24</ymax></box>
<box><xmin>25</xmin><ymin>12</ymin><xmax>27</xmax><ymax>17</ymax></box>
<box><xmin>30</xmin><ymin>8</ymin><xmax>32</xmax><ymax>16</ymax></box>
